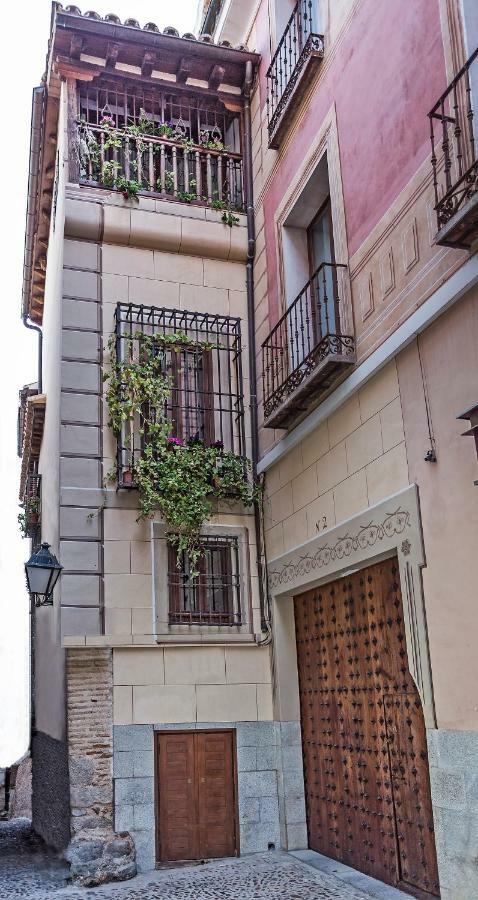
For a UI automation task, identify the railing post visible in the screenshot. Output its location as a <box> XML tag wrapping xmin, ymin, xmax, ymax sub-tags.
<box><xmin>148</xmin><ymin>142</ymin><xmax>154</xmax><ymax>191</ymax></box>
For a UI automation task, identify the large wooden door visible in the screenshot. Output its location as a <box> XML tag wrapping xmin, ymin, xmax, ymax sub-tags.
<box><xmin>294</xmin><ymin>557</ymin><xmax>440</xmax><ymax>898</ymax></box>
<box><xmin>156</xmin><ymin>730</ymin><xmax>238</xmax><ymax>863</ymax></box>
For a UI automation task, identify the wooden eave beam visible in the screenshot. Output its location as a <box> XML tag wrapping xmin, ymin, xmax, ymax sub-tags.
<box><xmin>209</xmin><ymin>64</ymin><xmax>225</xmax><ymax>91</ymax></box>
<box><xmin>141</xmin><ymin>51</ymin><xmax>156</xmax><ymax>77</ymax></box>
<box><xmin>106</xmin><ymin>41</ymin><xmax>119</xmax><ymax>69</ymax></box>
<box><xmin>176</xmin><ymin>57</ymin><xmax>192</xmax><ymax>84</ymax></box>
<box><xmin>70</xmin><ymin>34</ymin><xmax>84</xmax><ymax>59</ymax></box>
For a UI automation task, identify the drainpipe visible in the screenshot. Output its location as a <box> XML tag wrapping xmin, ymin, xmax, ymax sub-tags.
<box><xmin>243</xmin><ymin>61</ymin><xmax>270</xmax><ymax>639</ymax></box>
<box><xmin>22</xmin><ymin>85</ymin><xmax>45</xmax><ymax>393</ymax></box>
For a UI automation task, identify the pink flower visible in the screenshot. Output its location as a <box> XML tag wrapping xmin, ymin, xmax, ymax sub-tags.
<box><xmin>167</xmin><ymin>436</ymin><xmax>184</xmax><ymax>447</ymax></box>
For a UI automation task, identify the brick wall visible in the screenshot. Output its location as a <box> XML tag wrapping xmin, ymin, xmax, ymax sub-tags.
<box><xmin>66</xmin><ymin>648</ymin><xmax>114</xmax><ymax>836</ymax></box>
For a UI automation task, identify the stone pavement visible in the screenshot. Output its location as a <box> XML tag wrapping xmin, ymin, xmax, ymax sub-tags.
<box><xmin>0</xmin><ymin>820</ymin><xmax>413</xmax><ymax>900</ymax></box>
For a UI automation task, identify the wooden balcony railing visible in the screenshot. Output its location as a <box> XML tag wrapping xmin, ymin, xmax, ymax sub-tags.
<box><xmin>429</xmin><ymin>46</ymin><xmax>478</xmax><ymax>248</ymax></box>
<box><xmin>262</xmin><ymin>262</ymin><xmax>355</xmax><ymax>429</ymax></box>
<box><xmin>77</xmin><ymin>122</ymin><xmax>245</xmax><ymax>211</ymax></box>
<box><xmin>266</xmin><ymin>0</ymin><xmax>324</xmax><ymax>148</ymax></box>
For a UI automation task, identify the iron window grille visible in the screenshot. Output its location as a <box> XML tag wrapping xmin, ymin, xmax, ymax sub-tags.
<box><xmin>168</xmin><ymin>535</ymin><xmax>241</xmax><ymax>625</ymax></box>
<box><xmin>114</xmin><ymin>303</ymin><xmax>246</xmax><ymax>487</ymax></box>
<box><xmin>77</xmin><ymin>80</ymin><xmax>244</xmax><ymax>209</ymax></box>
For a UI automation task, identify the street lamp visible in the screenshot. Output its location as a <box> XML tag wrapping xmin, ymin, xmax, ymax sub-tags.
<box><xmin>25</xmin><ymin>543</ymin><xmax>63</xmax><ymax>606</ymax></box>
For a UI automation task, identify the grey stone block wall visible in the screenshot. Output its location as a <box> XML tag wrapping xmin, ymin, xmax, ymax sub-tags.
<box><xmin>428</xmin><ymin>728</ymin><xmax>478</xmax><ymax>900</ymax></box>
<box><xmin>113</xmin><ymin>721</ymin><xmax>308</xmax><ymax>872</ymax></box>
<box><xmin>60</xmin><ymin>239</ymin><xmax>103</xmax><ymax>638</ymax></box>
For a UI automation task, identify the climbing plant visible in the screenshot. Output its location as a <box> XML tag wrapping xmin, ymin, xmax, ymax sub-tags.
<box><xmin>105</xmin><ymin>332</ymin><xmax>259</xmax><ymax>573</ymax></box>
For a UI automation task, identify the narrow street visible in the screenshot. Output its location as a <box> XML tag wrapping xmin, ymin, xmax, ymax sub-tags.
<box><xmin>0</xmin><ymin>820</ymin><xmax>412</xmax><ymax>900</ymax></box>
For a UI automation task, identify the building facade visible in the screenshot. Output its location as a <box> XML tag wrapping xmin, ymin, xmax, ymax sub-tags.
<box><xmin>18</xmin><ymin>0</ymin><xmax>478</xmax><ymax>897</ymax></box>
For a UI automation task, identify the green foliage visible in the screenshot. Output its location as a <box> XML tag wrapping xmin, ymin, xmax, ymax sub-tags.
<box><xmin>18</xmin><ymin>496</ymin><xmax>40</xmax><ymax>538</ymax></box>
<box><xmin>222</xmin><ymin>210</ymin><xmax>240</xmax><ymax>227</ymax></box>
<box><xmin>104</xmin><ymin>332</ymin><xmax>259</xmax><ymax>574</ymax></box>
<box><xmin>116</xmin><ymin>176</ymin><xmax>141</xmax><ymax>200</ymax></box>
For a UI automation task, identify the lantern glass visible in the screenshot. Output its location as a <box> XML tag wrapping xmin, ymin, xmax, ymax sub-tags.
<box><xmin>25</xmin><ymin>543</ymin><xmax>63</xmax><ymax>601</ymax></box>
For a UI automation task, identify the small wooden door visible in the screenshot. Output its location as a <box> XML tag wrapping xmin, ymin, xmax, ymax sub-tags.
<box><xmin>156</xmin><ymin>730</ymin><xmax>238</xmax><ymax>863</ymax></box>
<box><xmin>294</xmin><ymin>557</ymin><xmax>440</xmax><ymax>898</ymax></box>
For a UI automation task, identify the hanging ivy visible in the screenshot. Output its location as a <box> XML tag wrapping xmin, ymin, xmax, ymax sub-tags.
<box><xmin>104</xmin><ymin>332</ymin><xmax>259</xmax><ymax>574</ymax></box>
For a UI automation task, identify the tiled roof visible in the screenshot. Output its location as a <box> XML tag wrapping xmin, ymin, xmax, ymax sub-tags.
<box><xmin>56</xmin><ymin>4</ymin><xmax>249</xmax><ymax>51</ymax></box>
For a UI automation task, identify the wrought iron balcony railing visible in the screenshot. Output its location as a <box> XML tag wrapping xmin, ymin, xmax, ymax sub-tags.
<box><xmin>429</xmin><ymin>46</ymin><xmax>478</xmax><ymax>248</ymax></box>
<box><xmin>267</xmin><ymin>0</ymin><xmax>324</xmax><ymax>148</ymax></box>
<box><xmin>22</xmin><ymin>474</ymin><xmax>41</xmax><ymax>540</ymax></box>
<box><xmin>77</xmin><ymin>122</ymin><xmax>244</xmax><ymax>211</ymax></box>
<box><xmin>114</xmin><ymin>303</ymin><xmax>246</xmax><ymax>487</ymax></box>
<box><xmin>262</xmin><ymin>262</ymin><xmax>355</xmax><ymax>429</ymax></box>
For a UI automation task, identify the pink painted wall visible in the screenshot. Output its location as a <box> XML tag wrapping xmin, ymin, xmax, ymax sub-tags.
<box><xmin>259</xmin><ymin>0</ymin><xmax>447</xmax><ymax>320</ymax></box>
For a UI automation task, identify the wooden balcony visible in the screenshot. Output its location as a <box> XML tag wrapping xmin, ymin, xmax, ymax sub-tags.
<box><xmin>262</xmin><ymin>263</ymin><xmax>355</xmax><ymax>430</ymax></box>
<box><xmin>266</xmin><ymin>0</ymin><xmax>324</xmax><ymax>149</ymax></box>
<box><xmin>77</xmin><ymin>121</ymin><xmax>244</xmax><ymax>211</ymax></box>
<box><xmin>429</xmin><ymin>46</ymin><xmax>478</xmax><ymax>249</ymax></box>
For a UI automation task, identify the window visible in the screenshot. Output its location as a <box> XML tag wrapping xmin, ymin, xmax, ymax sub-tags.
<box><xmin>306</xmin><ymin>198</ymin><xmax>340</xmax><ymax>336</ymax></box>
<box><xmin>168</xmin><ymin>536</ymin><xmax>241</xmax><ymax>625</ymax></box>
<box><xmin>115</xmin><ymin>303</ymin><xmax>245</xmax><ymax>487</ymax></box>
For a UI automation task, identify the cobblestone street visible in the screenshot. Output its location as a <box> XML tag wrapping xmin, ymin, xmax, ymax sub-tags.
<box><xmin>0</xmin><ymin>820</ymin><xmax>413</xmax><ymax>900</ymax></box>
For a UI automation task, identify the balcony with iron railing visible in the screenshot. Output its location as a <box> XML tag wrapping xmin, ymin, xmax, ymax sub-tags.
<box><xmin>266</xmin><ymin>0</ymin><xmax>324</xmax><ymax>149</ymax></box>
<box><xmin>19</xmin><ymin>474</ymin><xmax>42</xmax><ymax>542</ymax></box>
<box><xmin>429</xmin><ymin>46</ymin><xmax>478</xmax><ymax>249</ymax></box>
<box><xmin>77</xmin><ymin>121</ymin><xmax>244</xmax><ymax>211</ymax></box>
<box><xmin>262</xmin><ymin>262</ymin><xmax>355</xmax><ymax>429</ymax></box>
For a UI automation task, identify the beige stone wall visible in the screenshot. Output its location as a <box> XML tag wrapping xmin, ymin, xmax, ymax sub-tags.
<box><xmin>264</xmin><ymin>360</ymin><xmax>408</xmax><ymax>558</ymax></box>
<box><xmin>112</xmin><ymin>645</ymin><xmax>273</xmax><ymax>725</ymax></box>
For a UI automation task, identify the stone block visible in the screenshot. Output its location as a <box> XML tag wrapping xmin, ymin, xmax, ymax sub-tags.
<box><xmin>114</xmin><ymin>804</ymin><xmax>133</xmax><ymax>832</ymax></box>
<box><xmin>281</xmin><ymin>744</ymin><xmax>304</xmax><ymax>772</ymax></box>
<box><xmin>61</xmin><ymin>424</ymin><xmax>100</xmax><ymax>457</ymax></box>
<box><xmin>133</xmin><ymin>751</ymin><xmax>154</xmax><ymax>777</ymax></box>
<box><xmin>464</xmin><ymin>771</ymin><xmax>478</xmax><ymax>809</ymax></box>
<box><xmin>60</xmin><ymin>540</ymin><xmax>101</xmax><ymax>573</ymax></box>
<box><xmin>62</xmin><ymin>329</ymin><xmax>100</xmax><ymax>362</ymax></box>
<box><xmin>258</xmin><ymin>745</ymin><xmax>278</xmax><ymax>770</ymax></box>
<box><xmin>62</xmin><ymin>298</ymin><xmax>100</xmax><ymax>331</ymax></box>
<box><xmin>430</xmin><ymin>767</ymin><xmax>466</xmax><ymax>810</ymax></box>
<box><xmin>238</xmin><ymin>797</ymin><xmax>260</xmax><ymax>824</ymax></box>
<box><xmin>114</xmin><ymin>725</ymin><xmax>154</xmax><ymax>752</ymax></box>
<box><xmin>196</xmin><ymin>684</ymin><xmax>257</xmax><ymax>722</ymax></box>
<box><xmin>282</xmin><ymin>770</ymin><xmax>305</xmax><ymax>799</ymax></box>
<box><xmin>61</xmin><ymin>392</ymin><xmax>100</xmax><ymax>426</ymax></box>
<box><xmin>61</xmin><ymin>607</ymin><xmax>101</xmax><ymax>638</ymax></box>
<box><xmin>129</xmin><ymin>829</ymin><xmax>155</xmax><ymax>873</ymax></box>
<box><xmin>62</xmin><ymin>360</ymin><xmax>100</xmax><ymax>393</ymax></box>
<box><xmin>280</xmin><ymin>722</ymin><xmax>302</xmax><ymax>746</ymax></box>
<box><xmin>115</xmin><ymin>777</ymin><xmax>154</xmax><ymax>806</ymax></box>
<box><xmin>69</xmin><ymin>756</ymin><xmax>96</xmax><ymax>786</ymax></box>
<box><xmin>259</xmin><ymin>795</ymin><xmax>280</xmax><ymax>824</ymax></box>
<box><xmin>436</xmin><ymin>729</ymin><xmax>478</xmax><ymax>772</ymax></box>
<box><xmin>61</xmin><ymin>574</ymin><xmax>100</xmax><ymax>607</ymax></box>
<box><xmin>133</xmin><ymin>684</ymin><xmax>196</xmax><ymax>725</ymax></box>
<box><xmin>284</xmin><ymin>795</ymin><xmax>307</xmax><ymax>825</ymax></box>
<box><xmin>238</xmin><ymin>770</ymin><xmax>278</xmax><ymax>798</ymax></box>
<box><xmin>113</xmin><ymin>752</ymin><xmax>134</xmax><ymax>778</ymax></box>
<box><xmin>164</xmin><ymin>646</ymin><xmax>226</xmax><ymax>686</ymax></box>
<box><xmin>236</xmin><ymin>747</ymin><xmax>257</xmax><ymax>772</ymax></box>
<box><xmin>133</xmin><ymin>803</ymin><xmax>155</xmax><ymax>830</ymax></box>
<box><xmin>64</xmin><ymin>239</ymin><xmax>99</xmax><ymax>271</ymax></box>
<box><xmin>113</xmin><ymin>648</ymin><xmax>164</xmax><ymax>687</ymax></box>
<box><xmin>239</xmin><ymin>823</ymin><xmax>281</xmax><ymax>854</ymax></box>
<box><xmin>61</xmin><ymin>457</ymin><xmax>101</xmax><ymax>489</ymax></box>
<box><xmin>236</xmin><ymin>722</ymin><xmax>278</xmax><ymax>748</ymax></box>
<box><xmin>286</xmin><ymin>822</ymin><xmax>308</xmax><ymax>850</ymax></box>
<box><xmin>63</xmin><ymin>268</ymin><xmax>99</xmax><ymax>300</ymax></box>
<box><xmin>60</xmin><ymin>507</ymin><xmax>101</xmax><ymax>540</ymax></box>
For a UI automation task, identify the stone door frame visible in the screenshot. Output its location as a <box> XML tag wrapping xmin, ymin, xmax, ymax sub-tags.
<box><xmin>268</xmin><ymin>483</ymin><xmax>437</xmax><ymax>728</ymax></box>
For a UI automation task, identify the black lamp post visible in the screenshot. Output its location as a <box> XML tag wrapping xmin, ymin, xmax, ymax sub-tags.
<box><xmin>25</xmin><ymin>542</ymin><xmax>63</xmax><ymax>606</ymax></box>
